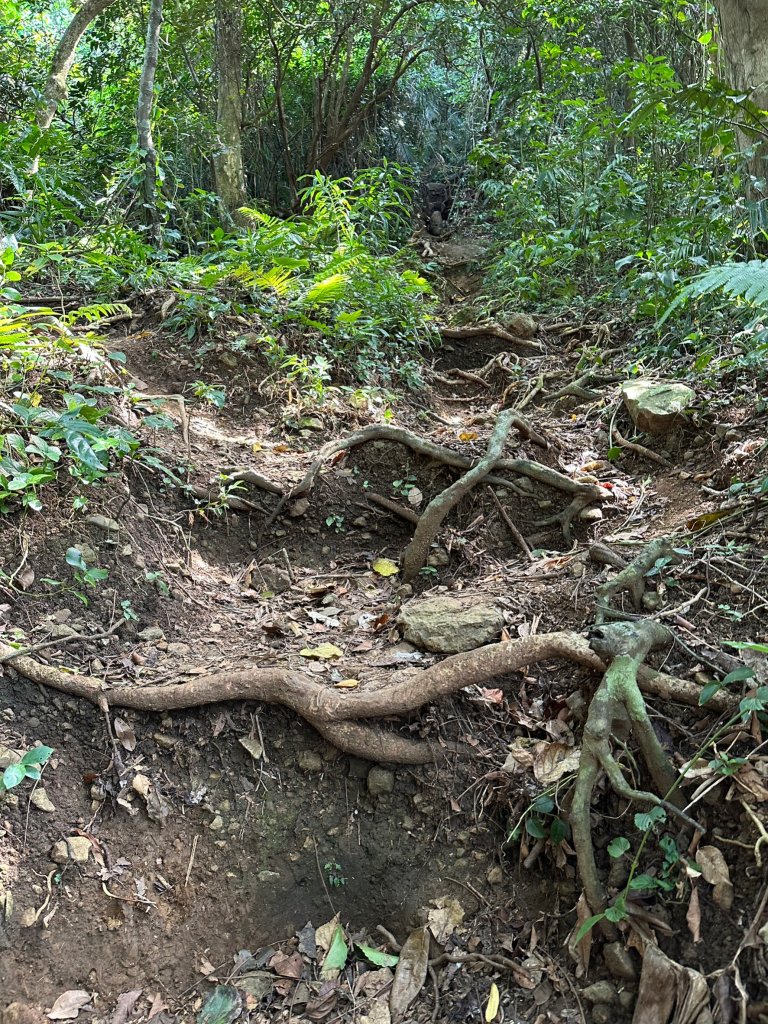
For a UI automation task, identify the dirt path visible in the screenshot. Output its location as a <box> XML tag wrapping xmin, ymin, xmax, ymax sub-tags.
<box><xmin>1</xmin><ymin>258</ymin><xmax>767</xmax><ymax>1021</ymax></box>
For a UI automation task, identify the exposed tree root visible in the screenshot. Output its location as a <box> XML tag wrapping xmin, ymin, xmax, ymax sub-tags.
<box><xmin>402</xmin><ymin>408</ymin><xmax>518</xmax><ymax>579</ymax></box>
<box><xmin>570</xmin><ymin>621</ymin><xmax>697</xmax><ymax>915</ymax></box>
<box><xmin>439</xmin><ymin>323</ymin><xmax>542</xmax><ymax>353</ymax></box>
<box><xmin>594</xmin><ymin>537</ymin><xmax>679</xmax><ymax>623</ymax></box>
<box><xmin>0</xmin><ymin>630</ymin><xmax>731</xmax><ymax>765</ymax></box>
<box><xmin>612</xmin><ymin>425</ymin><xmax>672</xmax><ymax>468</ymax></box>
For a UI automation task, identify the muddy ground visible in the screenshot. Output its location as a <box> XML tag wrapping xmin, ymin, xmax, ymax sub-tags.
<box><xmin>1</xmin><ymin>239</ymin><xmax>768</xmax><ymax>1023</ymax></box>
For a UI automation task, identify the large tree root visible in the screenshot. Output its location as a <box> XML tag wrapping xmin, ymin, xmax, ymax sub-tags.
<box><xmin>570</xmin><ymin>621</ymin><xmax>696</xmax><ymax>915</ymax></box>
<box><xmin>594</xmin><ymin>537</ymin><xmax>679</xmax><ymax>623</ymax></box>
<box><xmin>439</xmin><ymin>323</ymin><xmax>542</xmax><ymax>353</ymax></box>
<box><xmin>401</xmin><ymin>408</ymin><xmax>518</xmax><ymax>579</ymax></box>
<box><xmin>0</xmin><ymin>630</ymin><xmax>733</xmax><ymax>764</ymax></box>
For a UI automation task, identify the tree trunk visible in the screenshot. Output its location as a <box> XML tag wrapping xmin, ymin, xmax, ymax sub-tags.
<box><xmin>137</xmin><ymin>0</ymin><xmax>164</xmax><ymax>243</ymax></box>
<box><xmin>32</xmin><ymin>0</ymin><xmax>119</xmax><ymax>172</ymax></box>
<box><xmin>213</xmin><ymin>0</ymin><xmax>248</xmax><ymax>223</ymax></box>
<box><xmin>716</xmin><ymin>0</ymin><xmax>768</xmax><ymax>202</ymax></box>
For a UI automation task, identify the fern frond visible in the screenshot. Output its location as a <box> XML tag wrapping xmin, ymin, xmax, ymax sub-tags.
<box><xmin>66</xmin><ymin>302</ymin><xmax>132</xmax><ymax>325</ymax></box>
<box><xmin>302</xmin><ymin>274</ymin><xmax>348</xmax><ymax>305</ymax></box>
<box><xmin>660</xmin><ymin>260</ymin><xmax>768</xmax><ymax>325</ymax></box>
<box><xmin>240</xmin><ymin>207</ymin><xmax>281</xmax><ymax>230</ymax></box>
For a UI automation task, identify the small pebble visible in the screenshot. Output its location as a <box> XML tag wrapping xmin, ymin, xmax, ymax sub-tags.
<box><xmin>29</xmin><ymin>789</ymin><xmax>55</xmax><ymax>813</ymax></box>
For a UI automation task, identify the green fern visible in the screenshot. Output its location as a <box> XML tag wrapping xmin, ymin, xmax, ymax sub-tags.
<box><xmin>661</xmin><ymin>260</ymin><xmax>768</xmax><ymax>324</ymax></box>
<box><xmin>302</xmin><ymin>273</ymin><xmax>348</xmax><ymax>305</ymax></box>
<box><xmin>65</xmin><ymin>302</ymin><xmax>133</xmax><ymax>325</ymax></box>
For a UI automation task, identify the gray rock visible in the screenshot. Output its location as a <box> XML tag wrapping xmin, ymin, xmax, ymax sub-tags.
<box><xmin>367</xmin><ymin>766</ymin><xmax>395</xmax><ymax>797</ymax></box>
<box><xmin>398</xmin><ymin>596</ymin><xmax>504</xmax><ymax>654</ymax></box>
<box><xmin>209</xmin><ymin>814</ymin><xmax>224</xmax><ymax>832</ymax></box>
<box><xmin>603</xmin><ymin>941</ymin><xmax>638</xmax><ymax>981</ymax></box>
<box><xmin>0</xmin><ymin>746</ymin><xmax>20</xmax><ymax>770</ymax></box>
<box><xmin>138</xmin><ymin>626</ymin><xmax>165</xmax><ymax>642</ymax></box>
<box><xmin>257</xmin><ymin>870</ymin><xmax>280</xmax><ymax>883</ymax></box>
<box><xmin>581</xmin><ymin>981</ymin><xmax>617</xmax><ymax>1005</ymax></box>
<box><xmin>166</xmin><ymin>642</ymin><xmax>190</xmax><ymax>657</ymax></box>
<box><xmin>621</xmin><ymin>380</ymin><xmax>695</xmax><ymax>436</ymax></box>
<box><xmin>298</xmin><ymin>750</ymin><xmax>324</xmax><ymax>773</ymax></box>
<box><xmin>85</xmin><ymin>514</ymin><xmax>120</xmax><ymax>533</ymax></box>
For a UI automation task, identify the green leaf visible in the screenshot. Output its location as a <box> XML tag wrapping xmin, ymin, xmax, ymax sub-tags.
<box><xmin>65</xmin><ymin>430</ymin><xmax>107</xmax><ymax>473</ymax></box>
<box><xmin>66</xmin><ymin>547</ymin><xmax>87</xmax><ymax>570</ymax></box>
<box><xmin>699</xmin><ymin>681</ymin><xmax>722</xmax><ymax>705</ymax></box>
<box><xmin>607</xmin><ymin>836</ymin><xmax>630</xmax><ymax>858</ymax></box>
<box><xmin>2</xmin><ymin>763</ymin><xmax>26</xmax><ymax>789</ymax></box>
<box><xmin>196</xmin><ymin>986</ymin><xmax>242</xmax><ymax>1024</ymax></box>
<box><xmin>533</xmin><ymin>794</ymin><xmax>554</xmax><ymax>814</ymax></box>
<box><xmin>21</xmin><ymin>745</ymin><xmax>53</xmax><ymax>766</ymax></box>
<box><xmin>322</xmin><ymin>925</ymin><xmax>349</xmax><ymax>977</ymax></box>
<box><xmin>355</xmin><ymin>943</ymin><xmax>399</xmax><ymax>968</ymax></box>
<box><xmin>724</xmin><ymin>640</ymin><xmax>768</xmax><ymax>654</ymax></box>
<box><xmin>697</xmin><ymin>30</ymin><xmax>713</xmax><ymax>44</ymax></box>
<box><xmin>549</xmin><ymin>816</ymin><xmax>570</xmax><ymax>845</ymax></box>
<box><xmin>634</xmin><ymin>806</ymin><xmax>666</xmax><ymax>832</ymax></box>
<box><xmin>604</xmin><ymin>900</ymin><xmax>628</xmax><ymax>923</ymax></box>
<box><xmin>722</xmin><ymin>666</ymin><xmax>755</xmax><ymax>684</ymax></box>
<box><xmin>526</xmin><ymin>817</ymin><xmax>547</xmax><ymax>839</ymax></box>
<box><xmin>573</xmin><ymin>912</ymin><xmax>605</xmax><ymax>943</ymax></box>
<box><xmin>628</xmin><ymin>874</ymin><xmax>658</xmax><ymax>891</ymax></box>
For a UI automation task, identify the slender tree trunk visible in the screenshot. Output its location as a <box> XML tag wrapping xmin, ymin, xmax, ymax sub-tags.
<box><xmin>137</xmin><ymin>0</ymin><xmax>164</xmax><ymax>242</ymax></box>
<box><xmin>716</xmin><ymin>0</ymin><xmax>768</xmax><ymax>203</ymax></box>
<box><xmin>31</xmin><ymin>0</ymin><xmax>119</xmax><ymax>172</ymax></box>
<box><xmin>213</xmin><ymin>0</ymin><xmax>248</xmax><ymax>223</ymax></box>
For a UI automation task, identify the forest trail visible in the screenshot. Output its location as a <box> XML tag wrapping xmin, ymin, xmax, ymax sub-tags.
<box><xmin>1</xmin><ymin>247</ymin><xmax>767</xmax><ymax>1022</ymax></box>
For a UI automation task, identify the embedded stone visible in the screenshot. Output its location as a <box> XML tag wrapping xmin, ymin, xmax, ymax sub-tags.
<box><xmin>621</xmin><ymin>380</ymin><xmax>695</xmax><ymax>436</ymax></box>
<box><xmin>398</xmin><ymin>596</ymin><xmax>504</xmax><ymax>654</ymax></box>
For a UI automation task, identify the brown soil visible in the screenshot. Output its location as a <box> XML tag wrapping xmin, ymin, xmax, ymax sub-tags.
<box><xmin>2</xmin><ymin>240</ymin><xmax>768</xmax><ymax>1022</ymax></box>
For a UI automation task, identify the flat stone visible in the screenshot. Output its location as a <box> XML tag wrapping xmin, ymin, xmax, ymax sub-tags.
<box><xmin>581</xmin><ymin>981</ymin><xmax>617</xmax><ymax>1004</ymax></box>
<box><xmin>398</xmin><ymin>596</ymin><xmax>504</xmax><ymax>654</ymax></box>
<box><xmin>0</xmin><ymin>746</ymin><xmax>20</xmax><ymax>770</ymax></box>
<box><xmin>603</xmin><ymin>940</ymin><xmax>638</xmax><ymax>981</ymax></box>
<box><xmin>166</xmin><ymin>642</ymin><xmax>190</xmax><ymax>657</ymax></box>
<box><xmin>298</xmin><ymin>750</ymin><xmax>323</xmax><ymax>773</ymax></box>
<box><xmin>621</xmin><ymin>380</ymin><xmax>695</xmax><ymax>436</ymax></box>
<box><xmin>486</xmin><ymin>865</ymin><xmax>504</xmax><ymax>885</ymax></box>
<box><xmin>138</xmin><ymin>626</ymin><xmax>165</xmax><ymax>642</ymax></box>
<box><xmin>209</xmin><ymin>815</ymin><xmax>224</xmax><ymax>832</ymax></box>
<box><xmin>367</xmin><ymin>766</ymin><xmax>395</xmax><ymax>797</ymax></box>
<box><xmin>51</xmin><ymin>836</ymin><xmax>91</xmax><ymax>864</ymax></box>
<box><xmin>29</xmin><ymin>789</ymin><xmax>55</xmax><ymax>813</ymax></box>
<box><xmin>257</xmin><ymin>870</ymin><xmax>280</xmax><ymax>883</ymax></box>
<box><xmin>86</xmin><ymin>514</ymin><xmax>120</xmax><ymax>532</ymax></box>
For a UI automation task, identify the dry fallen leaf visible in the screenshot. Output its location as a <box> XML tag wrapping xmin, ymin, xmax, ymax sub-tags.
<box><xmin>686</xmin><ymin>885</ymin><xmax>702</xmax><ymax>944</ymax></box>
<box><xmin>427</xmin><ymin>897</ymin><xmax>464</xmax><ymax>944</ymax></box>
<box><xmin>47</xmin><ymin>991</ymin><xmax>92</xmax><ymax>1020</ymax></box>
<box><xmin>334</xmin><ymin>678</ymin><xmax>359</xmax><ymax>689</ymax></box>
<box><xmin>532</xmin><ymin>742</ymin><xmax>580</xmax><ymax>785</ymax></box>
<box><xmin>485</xmin><ymin>982</ymin><xmax>500</xmax><ymax>1022</ymax></box>
<box><xmin>239</xmin><ymin>737</ymin><xmax>264</xmax><ymax>761</ymax></box>
<box><xmin>114</xmin><ymin>718</ymin><xmax>137</xmax><ymax>752</ymax></box>
<box><xmin>315</xmin><ymin>914</ymin><xmax>340</xmax><ymax>951</ymax></box>
<box><xmin>111</xmin><ymin>989</ymin><xmax>142</xmax><ymax>1024</ymax></box>
<box><xmin>390</xmin><ymin>927</ymin><xmax>429</xmax><ymax>1021</ymax></box>
<box><xmin>458</xmin><ymin>430</ymin><xmax>478</xmax><ymax>442</ymax></box>
<box><xmin>299</xmin><ymin>643</ymin><xmax>343</xmax><ymax>660</ymax></box>
<box><xmin>567</xmin><ymin>892</ymin><xmax>593</xmax><ymax>977</ymax></box>
<box><xmin>696</xmin><ymin>846</ymin><xmax>734</xmax><ymax>910</ymax></box>
<box><xmin>372</xmin><ymin>558</ymin><xmax>399</xmax><ymax>577</ymax></box>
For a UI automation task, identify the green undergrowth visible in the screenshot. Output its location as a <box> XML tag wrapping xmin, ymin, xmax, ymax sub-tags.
<box><xmin>14</xmin><ymin>169</ymin><xmax>438</xmax><ymax>391</ymax></box>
